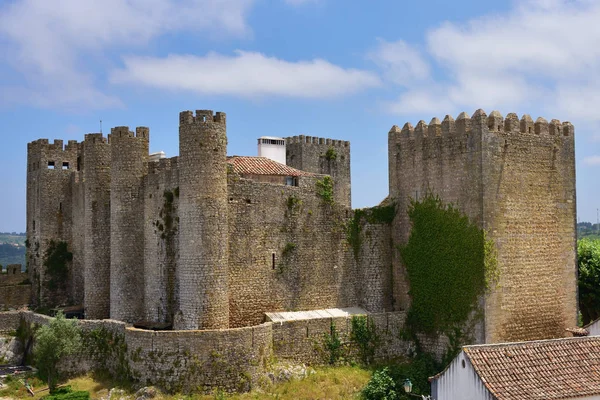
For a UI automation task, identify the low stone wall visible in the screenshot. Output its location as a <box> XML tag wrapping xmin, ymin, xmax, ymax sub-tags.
<box><xmin>0</xmin><ymin>285</ymin><xmax>31</xmax><ymax>309</ymax></box>
<box><xmin>272</xmin><ymin>311</ymin><xmax>408</xmax><ymax>364</ymax></box>
<box><xmin>0</xmin><ymin>311</ymin><xmax>272</xmax><ymax>393</ymax></box>
<box><xmin>0</xmin><ymin>310</ymin><xmax>415</xmax><ymax>393</ymax></box>
<box><xmin>126</xmin><ymin>322</ymin><xmax>272</xmax><ymax>393</ymax></box>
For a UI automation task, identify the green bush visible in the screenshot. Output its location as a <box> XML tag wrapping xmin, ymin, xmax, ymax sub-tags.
<box><xmin>34</xmin><ymin>312</ymin><xmax>82</xmax><ymax>392</ymax></box>
<box><xmin>361</xmin><ymin>367</ymin><xmax>399</xmax><ymax>400</ymax></box>
<box><xmin>578</xmin><ymin>238</ymin><xmax>600</xmax><ymax>324</ymax></box>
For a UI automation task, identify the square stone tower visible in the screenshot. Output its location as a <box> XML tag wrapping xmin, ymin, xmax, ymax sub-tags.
<box><xmin>388</xmin><ymin>109</ymin><xmax>577</xmax><ymax>343</ymax></box>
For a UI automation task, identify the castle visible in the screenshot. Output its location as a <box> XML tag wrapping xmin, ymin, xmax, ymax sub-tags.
<box><xmin>26</xmin><ymin>108</ymin><xmax>576</xmax><ymax>343</ymax></box>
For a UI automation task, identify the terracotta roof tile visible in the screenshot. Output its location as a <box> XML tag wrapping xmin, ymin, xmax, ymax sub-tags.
<box><xmin>227</xmin><ymin>156</ymin><xmax>314</xmax><ymax>177</ymax></box>
<box><xmin>463</xmin><ymin>337</ymin><xmax>600</xmax><ymax>399</ymax></box>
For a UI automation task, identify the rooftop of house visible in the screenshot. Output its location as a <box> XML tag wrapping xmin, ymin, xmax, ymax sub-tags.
<box><xmin>459</xmin><ymin>336</ymin><xmax>600</xmax><ymax>399</ymax></box>
<box><xmin>227</xmin><ymin>156</ymin><xmax>315</xmax><ymax>177</ymax></box>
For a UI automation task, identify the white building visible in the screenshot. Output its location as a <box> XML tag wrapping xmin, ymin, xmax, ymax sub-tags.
<box><xmin>430</xmin><ymin>337</ymin><xmax>600</xmax><ymax>400</ymax></box>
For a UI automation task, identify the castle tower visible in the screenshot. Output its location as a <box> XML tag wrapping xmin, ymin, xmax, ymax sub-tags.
<box><xmin>83</xmin><ymin>134</ymin><xmax>111</xmax><ymax>319</ymax></box>
<box><xmin>26</xmin><ymin>139</ymin><xmax>79</xmax><ymax>307</ymax></box>
<box><xmin>285</xmin><ymin>136</ymin><xmax>351</xmax><ymax>207</ymax></box>
<box><xmin>388</xmin><ymin>110</ymin><xmax>577</xmax><ymax>343</ymax></box>
<box><xmin>109</xmin><ymin>126</ymin><xmax>149</xmax><ymax>323</ymax></box>
<box><xmin>175</xmin><ymin>110</ymin><xmax>229</xmax><ymax>330</ymax></box>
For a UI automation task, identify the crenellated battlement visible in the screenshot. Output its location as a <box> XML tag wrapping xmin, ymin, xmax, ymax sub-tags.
<box><xmin>28</xmin><ymin>138</ymin><xmax>80</xmax><ymax>152</ymax></box>
<box><xmin>179</xmin><ymin>110</ymin><xmax>226</xmax><ymax>125</ymax></box>
<box><xmin>390</xmin><ymin>110</ymin><xmax>574</xmax><ymax>139</ymax></box>
<box><xmin>84</xmin><ymin>133</ymin><xmax>108</xmax><ymax>144</ymax></box>
<box><xmin>284</xmin><ymin>135</ymin><xmax>350</xmax><ymax>147</ymax></box>
<box><xmin>109</xmin><ymin>126</ymin><xmax>150</xmax><ymax>142</ymax></box>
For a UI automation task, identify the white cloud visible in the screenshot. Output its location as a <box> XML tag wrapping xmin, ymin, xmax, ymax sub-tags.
<box><xmin>583</xmin><ymin>156</ymin><xmax>600</xmax><ymax>166</ymax></box>
<box><xmin>0</xmin><ymin>0</ymin><xmax>256</xmax><ymax>109</ymax></box>
<box><xmin>110</xmin><ymin>51</ymin><xmax>381</xmax><ymax>98</ymax></box>
<box><xmin>383</xmin><ymin>0</ymin><xmax>600</xmax><ymax>121</ymax></box>
<box><xmin>367</xmin><ymin>39</ymin><xmax>430</xmax><ymax>87</ymax></box>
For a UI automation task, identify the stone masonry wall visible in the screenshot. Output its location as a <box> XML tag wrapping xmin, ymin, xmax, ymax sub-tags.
<box><xmin>83</xmin><ymin>134</ymin><xmax>111</xmax><ymax>319</ymax></box>
<box><xmin>270</xmin><ymin>311</ymin><xmax>408</xmax><ymax>364</ymax></box>
<box><xmin>286</xmin><ymin>136</ymin><xmax>351</xmax><ymax>208</ymax></box>
<box><xmin>355</xmin><ymin>220</ymin><xmax>393</xmax><ymax>313</ymax></box>
<box><xmin>177</xmin><ymin>110</ymin><xmax>229</xmax><ymax>330</ymax></box>
<box><xmin>109</xmin><ymin>127</ymin><xmax>149</xmax><ymax>323</ymax></box>
<box><xmin>388</xmin><ymin>114</ymin><xmax>484</xmax><ymax>316</ymax></box>
<box><xmin>388</xmin><ymin>110</ymin><xmax>577</xmax><ymax>345</ymax></box>
<box><xmin>126</xmin><ymin>322</ymin><xmax>272</xmax><ymax>393</ymax></box>
<box><xmin>480</xmin><ymin>111</ymin><xmax>577</xmax><ymax>342</ymax></box>
<box><xmin>227</xmin><ymin>174</ymin><xmax>358</xmax><ymax>328</ymax></box>
<box><xmin>144</xmin><ymin>157</ymin><xmax>180</xmax><ymax>323</ymax></box>
<box><xmin>26</xmin><ymin>139</ymin><xmax>78</xmax><ymax>307</ymax></box>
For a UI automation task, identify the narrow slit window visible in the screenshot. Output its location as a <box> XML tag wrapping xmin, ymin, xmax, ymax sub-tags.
<box><xmin>47</xmin><ymin>161</ymin><xmax>55</xmax><ymax>169</ymax></box>
<box><xmin>62</xmin><ymin>162</ymin><xmax>69</xmax><ymax>170</ymax></box>
<box><xmin>272</xmin><ymin>253</ymin><xmax>275</xmax><ymax>270</ymax></box>
<box><xmin>77</xmin><ymin>156</ymin><xmax>81</xmax><ymax>171</ymax></box>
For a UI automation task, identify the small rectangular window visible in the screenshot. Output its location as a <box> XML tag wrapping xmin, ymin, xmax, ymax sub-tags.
<box><xmin>62</xmin><ymin>162</ymin><xmax>69</xmax><ymax>170</ymax></box>
<box><xmin>47</xmin><ymin>161</ymin><xmax>55</xmax><ymax>169</ymax></box>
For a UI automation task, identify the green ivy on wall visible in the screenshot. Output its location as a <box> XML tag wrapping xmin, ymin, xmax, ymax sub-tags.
<box><xmin>346</xmin><ymin>203</ymin><xmax>396</xmax><ymax>260</ymax></box>
<box><xmin>43</xmin><ymin>240</ymin><xmax>73</xmax><ymax>291</ymax></box>
<box><xmin>399</xmin><ymin>193</ymin><xmax>497</xmax><ymax>358</ymax></box>
<box><xmin>316</xmin><ymin>176</ymin><xmax>334</xmax><ymax>204</ymax></box>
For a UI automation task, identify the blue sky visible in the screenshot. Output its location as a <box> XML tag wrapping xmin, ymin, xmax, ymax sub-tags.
<box><xmin>0</xmin><ymin>0</ymin><xmax>598</xmax><ymax>232</ymax></box>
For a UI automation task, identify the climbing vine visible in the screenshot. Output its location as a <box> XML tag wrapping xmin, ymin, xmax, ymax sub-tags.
<box><xmin>399</xmin><ymin>193</ymin><xmax>498</xmax><ymax>359</ymax></box>
<box><xmin>346</xmin><ymin>203</ymin><xmax>396</xmax><ymax>260</ymax></box>
<box><xmin>43</xmin><ymin>240</ymin><xmax>72</xmax><ymax>291</ymax></box>
<box><xmin>350</xmin><ymin>315</ymin><xmax>379</xmax><ymax>365</ymax></box>
<box><xmin>316</xmin><ymin>176</ymin><xmax>334</xmax><ymax>204</ymax></box>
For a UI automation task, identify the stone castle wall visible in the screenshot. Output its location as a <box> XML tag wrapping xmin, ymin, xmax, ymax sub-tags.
<box><xmin>177</xmin><ymin>110</ymin><xmax>229</xmax><ymax>330</ymax></box>
<box><xmin>286</xmin><ymin>136</ymin><xmax>351</xmax><ymax>207</ymax></box>
<box><xmin>83</xmin><ymin>134</ymin><xmax>111</xmax><ymax>319</ymax></box>
<box><xmin>227</xmin><ymin>174</ymin><xmax>358</xmax><ymax>328</ymax></box>
<box><xmin>26</xmin><ymin>139</ymin><xmax>78</xmax><ymax>306</ymax></box>
<box><xmin>109</xmin><ymin>127</ymin><xmax>149</xmax><ymax>323</ymax></box>
<box><xmin>143</xmin><ymin>157</ymin><xmax>180</xmax><ymax>323</ymax></box>
<box><xmin>480</xmin><ymin>112</ymin><xmax>577</xmax><ymax>342</ymax></box>
<box><xmin>388</xmin><ymin>110</ymin><xmax>577</xmax><ymax>344</ymax></box>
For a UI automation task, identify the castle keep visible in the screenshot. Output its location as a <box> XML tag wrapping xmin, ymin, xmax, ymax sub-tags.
<box><xmin>26</xmin><ymin>108</ymin><xmax>576</xmax><ymax>344</ymax></box>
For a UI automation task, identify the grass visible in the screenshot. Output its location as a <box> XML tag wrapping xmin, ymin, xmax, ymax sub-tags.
<box><xmin>0</xmin><ymin>366</ymin><xmax>371</xmax><ymax>400</ymax></box>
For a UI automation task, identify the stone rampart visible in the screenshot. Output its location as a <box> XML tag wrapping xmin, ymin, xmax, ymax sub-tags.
<box><xmin>271</xmin><ymin>311</ymin><xmax>408</xmax><ymax>364</ymax></box>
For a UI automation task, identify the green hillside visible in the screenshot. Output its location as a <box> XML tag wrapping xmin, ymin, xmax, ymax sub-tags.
<box><xmin>0</xmin><ymin>233</ymin><xmax>26</xmax><ymax>271</ymax></box>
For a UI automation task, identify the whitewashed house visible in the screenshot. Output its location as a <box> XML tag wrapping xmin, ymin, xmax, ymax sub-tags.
<box><xmin>430</xmin><ymin>337</ymin><xmax>600</xmax><ymax>400</ymax></box>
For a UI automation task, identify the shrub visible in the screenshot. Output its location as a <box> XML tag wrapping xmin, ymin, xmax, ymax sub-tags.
<box><xmin>34</xmin><ymin>312</ymin><xmax>82</xmax><ymax>392</ymax></box>
<box><xmin>361</xmin><ymin>367</ymin><xmax>399</xmax><ymax>400</ymax></box>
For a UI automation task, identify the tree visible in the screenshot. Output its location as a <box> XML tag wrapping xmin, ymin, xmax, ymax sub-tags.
<box><xmin>578</xmin><ymin>239</ymin><xmax>600</xmax><ymax>325</ymax></box>
<box><xmin>34</xmin><ymin>311</ymin><xmax>82</xmax><ymax>392</ymax></box>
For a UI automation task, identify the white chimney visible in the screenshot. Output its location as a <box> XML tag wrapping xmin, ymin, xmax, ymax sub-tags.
<box><xmin>258</xmin><ymin>137</ymin><xmax>286</xmax><ymax>165</ymax></box>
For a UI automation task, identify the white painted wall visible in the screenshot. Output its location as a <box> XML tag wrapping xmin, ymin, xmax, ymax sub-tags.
<box><xmin>587</xmin><ymin>319</ymin><xmax>600</xmax><ymax>336</ymax></box>
<box><xmin>258</xmin><ymin>137</ymin><xmax>286</xmax><ymax>165</ymax></box>
<box><xmin>431</xmin><ymin>350</ymin><xmax>600</xmax><ymax>400</ymax></box>
<box><xmin>431</xmin><ymin>351</ymin><xmax>494</xmax><ymax>400</ymax></box>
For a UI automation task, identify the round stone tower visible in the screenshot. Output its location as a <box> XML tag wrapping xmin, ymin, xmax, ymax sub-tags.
<box><xmin>175</xmin><ymin>110</ymin><xmax>229</xmax><ymax>330</ymax></box>
<box><xmin>83</xmin><ymin>134</ymin><xmax>111</xmax><ymax>319</ymax></box>
<box><xmin>109</xmin><ymin>126</ymin><xmax>149</xmax><ymax>323</ymax></box>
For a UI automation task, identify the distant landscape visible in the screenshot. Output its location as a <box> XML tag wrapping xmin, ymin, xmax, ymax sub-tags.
<box><xmin>0</xmin><ymin>232</ymin><xmax>26</xmax><ymax>271</ymax></box>
<box><xmin>578</xmin><ymin>222</ymin><xmax>600</xmax><ymax>240</ymax></box>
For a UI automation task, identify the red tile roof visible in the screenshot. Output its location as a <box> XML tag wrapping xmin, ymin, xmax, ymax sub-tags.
<box><xmin>463</xmin><ymin>337</ymin><xmax>600</xmax><ymax>399</ymax></box>
<box><xmin>227</xmin><ymin>156</ymin><xmax>314</xmax><ymax>177</ymax></box>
